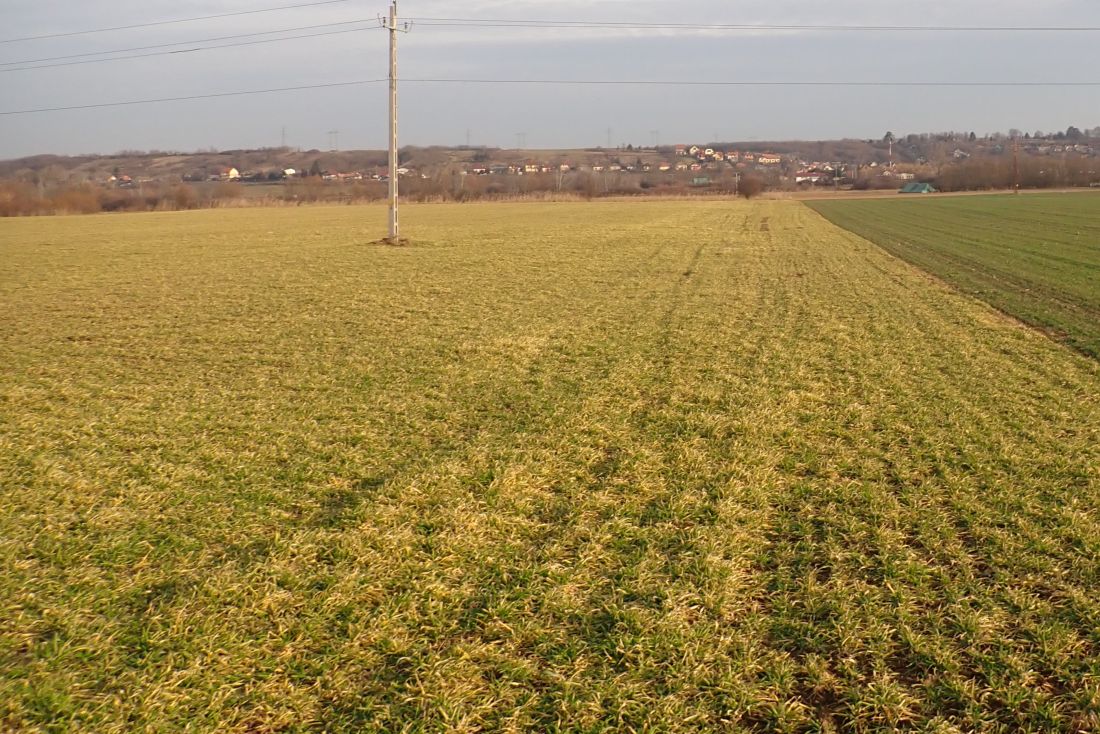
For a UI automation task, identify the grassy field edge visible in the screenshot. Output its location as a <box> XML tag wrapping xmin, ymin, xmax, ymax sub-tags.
<box><xmin>806</xmin><ymin>193</ymin><xmax>1100</xmax><ymax>359</ymax></box>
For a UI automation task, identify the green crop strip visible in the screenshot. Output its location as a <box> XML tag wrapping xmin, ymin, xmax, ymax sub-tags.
<box><xmin>808</xmin><ymin>192</ymin><xmax>1100</xmax><ymax>358</ymax></box>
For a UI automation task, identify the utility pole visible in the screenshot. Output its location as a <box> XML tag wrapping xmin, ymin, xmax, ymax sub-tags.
<box><xmin>1013</xmin><ymin>136</ymin><xmax>1021</xmax><ymax>194</ymax></box>
<box><xmin>382</xmin><ymin>1</ymin><xmax>408</xmax><ymax>243</ymax></box>
<box><xmin>387</xmin><ymin>2</ymin><xmax>399</xmax><ymax>242</ymax></box>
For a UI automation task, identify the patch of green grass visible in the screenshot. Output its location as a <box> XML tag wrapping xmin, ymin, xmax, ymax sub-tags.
<box><xmin>807</xmin><ymin>192</ymin><xmax>1100</xmax><ymax>357</ymax></box>
<box><xmin>1</xmin><ymin>202</ymin><xmax>1098</xmax><ymax>732</ymax></box>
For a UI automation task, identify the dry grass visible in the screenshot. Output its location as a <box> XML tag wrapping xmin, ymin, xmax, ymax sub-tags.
<box><xmin>1</xmin><ymin>201</ymin><xmax>1098</xmax><ymax>732</ymax></box>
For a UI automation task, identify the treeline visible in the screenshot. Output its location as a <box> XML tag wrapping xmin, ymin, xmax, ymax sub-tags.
<box><xmin>1</xmin><ymin>172</ymin><xmax>765</xmax><ymax>216</ymax></box>
<box><xmin>0</xmin><ymin>181</ymin><xmax>246</xmax><ymax>216</ymax></box>
<box><xmin>847</xmin><ymin>156</ymin><xmax>1098</xmax><ymax>193</ymax></box>
<box><xmin>933</xmin><ymin>156</ymin><xmax>1099</xmax><ymax>192</ymax></box>
<box><xmin>282</xmin><ymin>172</ymin><xmax>764</xmax><ymax>202</ymax></box>
<box><xmin>394</xmin><ymin>171</ymin><xmax>753</xmax><ymax>201</ymax></box>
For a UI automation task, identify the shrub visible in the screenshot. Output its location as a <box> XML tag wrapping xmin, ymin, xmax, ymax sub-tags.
<box><xmin>49</xmin><ymin>185</ymin><xmax>102</xmax><ymax>214</ymax></box>
<box><xmin>173</xmin><ymin>184</ymin><xmax>198</xmax><ymax>210</ymax></box>
<box><xmin>739</xmin><ymin>176</ymin><xmax>766</xmax><ymax>199</ymax></box>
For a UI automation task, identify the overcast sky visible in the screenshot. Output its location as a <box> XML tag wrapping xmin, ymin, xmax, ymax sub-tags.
<box><xmin>1</xmin><ymin>0</ymin><xmax>1098</xmax><ymax>158</ymax></box>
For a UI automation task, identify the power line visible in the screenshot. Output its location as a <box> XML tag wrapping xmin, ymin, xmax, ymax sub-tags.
<box><xmin>2</xmin><ymin>15</ymin><xmax>1092</xmax><ymax>75</ymax></box>
<box><xmin>0</xmin><ymin>80</ymin><xmax>387</xmax><ymax>116</ymax></box>
<box><xmin>4</xmin><ymin>10</ymin><xmax>1092</xmax><ymax>51</ymax></box>
<box><xmin>0</xmin><ymin>0</ymin><xmax>354</xmax><ymax>44</ymax></box>
<box><xmin>21</xmin><ymin>18</ymin><xmax>1074</xmax><ymax>72</ymax></box>
<box><xmin>12</xmin><ymin>20</ymin><xmax>1087</xmax><ymax>75</ymax></box>
<box><xmin>407</xmin><ymin>17</ymin><xmax>1100</xmax><ymax>32</ymax></box>
<box><xmin>4</xmin><ymin>77</ymin><xmax>1098</xmax><ymax>116</ymax></box>
<box><xmin>0</xmin><ymin>20</ymin><xmax>378</xmax><ymax>67</ymax></box>
<box><xmin>2</xmin><ymin>26</ymin><xmax>379</xmax><ymax>73</ymax></box>
<box><xmin>19</xmin><ymin>19</ymin><xmax>1072</xmax><ymax>74</ymax></box>
<box><xmin>399</xmin><ymin>78</ymin><xmax>1100</xmax><ymax>87</ymax></box>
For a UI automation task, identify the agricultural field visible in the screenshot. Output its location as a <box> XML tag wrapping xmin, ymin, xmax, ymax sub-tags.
<box><xmin>808</xmin><ymin>192</ymin><xmax>1100</xmax><ymax>358</ymax></box>
<box><xmin>1</xmin><ymin>201</ymin><xmax>1098</xmax><ymax>733</ymax></box>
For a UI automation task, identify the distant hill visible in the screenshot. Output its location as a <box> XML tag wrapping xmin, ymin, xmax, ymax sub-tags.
<box><xmin>0</xmin><ymin>138</ymin><xmax>963</xmax><ymax>183</ymax></box>
<box><xmin>2</xmin><ymin>133</ymin><xmax>1093</xmax><ymax>188</ymax></box>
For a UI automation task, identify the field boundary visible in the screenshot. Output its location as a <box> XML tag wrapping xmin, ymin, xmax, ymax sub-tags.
<box><xmin>802</xmin><ymin>203</ymin><xmax>1049</xmax><ymax>335</ymax></box>
<box><xmin>805</xmin><ymin>195</ymin><xmax>1100</xmax><ymax>359</ymax></box>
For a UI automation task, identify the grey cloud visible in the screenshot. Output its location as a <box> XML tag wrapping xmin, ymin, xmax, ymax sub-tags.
<box><xmin>1</xmin><ymin>0</ymin><xmax>1097</xmax><ymax>156</ymax></box>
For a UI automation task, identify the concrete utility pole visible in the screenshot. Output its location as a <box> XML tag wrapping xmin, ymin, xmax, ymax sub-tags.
<box><xmin>387</xmin><ymin>2</ymin><xmax>399</xmax><ymax>242</ymax></box>
<box><xmin>1013</xmin><ymin>136</ymin><xmax>1021</xmax><ymax>194</ymax></box>
<box><xmin>382</xmin><ymin>1</ymin><xmax>408</xmax><ymax>243</ymax></box>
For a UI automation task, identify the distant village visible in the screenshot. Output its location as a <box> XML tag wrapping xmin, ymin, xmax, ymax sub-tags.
<box><xmin>5</xmin><ymin>127</ymin><xmax>1096</xmax><ymax>214</ymax></box>
<box><xmin>95</xmin><ymin>134</ymin><xmax>1098</xmax><ymax>194</ymax></box>
<box><xmin>108</xmin><ymin>144</ymin><xmax>896</xmax><ymax>187</ymax></box>
<box><xmin>134</xmin><ymin>146</ymin><xmax>808</xmax><ymax>186</ymax></box>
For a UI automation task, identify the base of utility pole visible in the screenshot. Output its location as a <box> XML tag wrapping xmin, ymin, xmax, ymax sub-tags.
<box><xmin>372</xmin><ymin>235</ymin><xmax>412</xmax><ymax>246</ymax></box>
